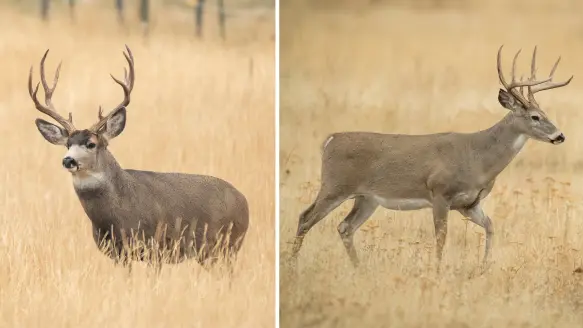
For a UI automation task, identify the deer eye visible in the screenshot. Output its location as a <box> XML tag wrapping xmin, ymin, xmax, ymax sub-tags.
<box><xmin>531</xmin><ymin>115</ymin><xmax>540</xmax><ymax>121</ymax></box>
<box><xmin>86</xmin><ymin>143</ymin><xmax>96</xmax><ymax>149</ymax></box>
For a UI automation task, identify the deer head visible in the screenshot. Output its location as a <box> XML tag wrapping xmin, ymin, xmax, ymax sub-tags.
<box><xmin>29</xmin><ymin>45</ymin><xmax>135</xmax><ymax>174</ymax></box>
<box><xmin>496</xmin><ymin>45</ymin><xmax>572</xmax><ymax>145</ymax></box>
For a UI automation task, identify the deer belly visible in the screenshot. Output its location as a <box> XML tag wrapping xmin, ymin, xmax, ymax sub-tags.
<box><xmin>373</xmin><ymin>196</ymin><xmax>432</xmax><ymax>211</ymax></box>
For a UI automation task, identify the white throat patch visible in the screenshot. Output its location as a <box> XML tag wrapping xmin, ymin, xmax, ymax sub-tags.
<box><xmin>512</xmin><ymin>134</ymin><xmax>528</xmax><ymax>151</ymax></box>
<box><xmin>72</xmin><ymin>171</ymin><xmax>106</xmax><ymax>190</ymax></box>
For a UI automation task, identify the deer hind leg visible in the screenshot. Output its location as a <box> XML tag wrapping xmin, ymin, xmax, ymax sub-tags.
<box><xmin>337</xmin><ymin>196</ymin><xmax>378</xmax><ymax>267</ymax></box>
<box><xmin>291</xmin><ymin>191</ymin><xmax>348</xmax><ymax>259</ymax></box>
<box><xmin>458</xmin><ymin>203</ymin><xmax>493</xmax><ymax>270</ymax></box>
<box><xmin>432</xmin><ymin>196</ymin><xmax>450</xmax><ymax>269</ymax></box>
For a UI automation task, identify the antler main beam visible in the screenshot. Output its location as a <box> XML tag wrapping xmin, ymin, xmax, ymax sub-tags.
<box><xmin>89</xmin><ymin>45</ymin><xmax>135</xmax><ymax>133</ymax></box>
<box><xmin>528</xmin><ymin>46</ymin><xmax>573</xmax><ymax>95</ymax></box>
<box><xmin>28</xmin><ymin>49</ymin><xmax>76</xmax><ymax>134</ymax></box>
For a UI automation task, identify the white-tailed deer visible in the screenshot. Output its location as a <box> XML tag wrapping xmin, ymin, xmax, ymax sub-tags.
<box><xmin>30</xmin><ymin>46</ymin><xmax>249</xmax><ymax>270</ymax></box>
<box><xmin>291</xmin><ymin>46</ymin><xmax>572</xmax><ymax>269</ymax></box>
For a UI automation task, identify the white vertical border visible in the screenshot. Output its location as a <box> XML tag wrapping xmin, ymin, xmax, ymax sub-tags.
<box><xmin>274</xmin><ymin>0</ymin><xmax>280</xmax><ymax>326</ymax></box>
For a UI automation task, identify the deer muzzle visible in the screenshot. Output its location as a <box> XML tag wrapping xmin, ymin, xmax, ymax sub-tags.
<box><xmin>62</xmin><ymin>156</ymin><xmax>79</xmax><ymax>170</ymax></box>
<box><xmin>550</xmin><ymin>132</ymin><xmax>565</xmax><ymax>145</ymax></box>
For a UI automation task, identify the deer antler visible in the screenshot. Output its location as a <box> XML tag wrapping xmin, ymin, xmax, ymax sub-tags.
<box><xmin>89</xmin><ymin>45</ymin><xmax>135</xmax><ymax>133</ymax></box>
<box><xmin>496</xmin><ymin>45</ymin><xmax>552</xmax><ymax>108</ymax></box>
<box><xmin>497</xmin><ymin>45</ymin><xmax>573</xmax><ymax>109</ymax></box>
<box><xmin>28</xmin><ymin>49</ymin><xmax>76</xmax><ymax>134</ymax></box>
<box><xmin>526</xmin><ymin>46</ymin><xmax>573</xmax><ymax>108</ymax></box>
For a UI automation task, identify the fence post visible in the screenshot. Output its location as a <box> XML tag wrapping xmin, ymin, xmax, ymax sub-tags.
<box><xmin>139</xmin><ymin>0</ymin><xmax>150</xmax><ymax>36</ymax></box>
<box><xmin>218</xmin><ymin>0</ymin><xmax>225</xmax><ymax>40</ymax></box>
<box><xmin>195</xmin><ymin>0</ymin><xmax>205</xmax><ymax>38</ymax></box>
<box><xmin>69</xmin><ymin>0</ymin><xmax>75</xmax><ymax>22</ymax></box>
<box><xmin>40</xmin><ymin>0</ymin><xmax>49</xmax><ymax>21</ymax></box>
<box><xmin>115</xmin><ymin>0</ymin><xmax>124</xmax><ymax>25</ymax></box>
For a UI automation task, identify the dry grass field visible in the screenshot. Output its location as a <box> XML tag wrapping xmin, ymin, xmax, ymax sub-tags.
<box><xmin>280</xmin><ymin>1</ymin><xmax>583</xmax><ymax>327</ymax></box>
<box><xmin>0</xmin><ymin>3</ymin><xmax>274</xmax><ymax>327</ymax></box>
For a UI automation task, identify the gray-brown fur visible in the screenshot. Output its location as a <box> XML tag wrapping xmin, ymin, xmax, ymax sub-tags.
<box><xmin>66</xmin><ymin>130</ymin><xmax>95</xmax><ymax>148</ymax></box>
<box><xmin>77</xmin><ymin>147</ymin><xmax>249</xmax><ymax>266</ymax></box>
<box><xmin>29</xmin><ymin>46</ymin><xmax>249</xmax><ymax>270</ymax></box>
<box><xmin>291</xmin><ymin>46</ymin><xmax>573</xmax><ymax>271</ymax></box>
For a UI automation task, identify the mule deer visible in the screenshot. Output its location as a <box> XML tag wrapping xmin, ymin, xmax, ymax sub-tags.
<box><xmin>291</xmin><ymin>46</ymin><xmax>572</xmax><ymax>269</ymax></box>
<box><xmin>29</xmin><ymin>46</ymin><xmax>249</xmax><ymax>270</ymax></box>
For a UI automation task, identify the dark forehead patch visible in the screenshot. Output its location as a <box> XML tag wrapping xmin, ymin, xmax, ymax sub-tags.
<box><xmin>66</xmin><ymin>130</ymin><xmax>95</xmax><ymax>147</ymax></box>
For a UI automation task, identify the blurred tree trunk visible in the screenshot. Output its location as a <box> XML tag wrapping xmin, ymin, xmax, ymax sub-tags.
<box><xmin>195</xmin><ymin>0</ymin><xmax>226</xmax><ymax>39</ymax></box>
<box><xmin>69</xmin><ymin>0</ymin><xmax>75</xmax><ymax>22</ymax></box>
<box><xmin>195</xmin><ymin>0</ymin><xmax>205</xmax><ymax>38</ymax></box>
<box><xmin>218</xmin><ymin>0</ymin><xmax>225</xmax><ymax>40</ymax></box>
<box><xmin>40</xmin><ymin>0</ymin><xmax>49</xmax><ymax>20</ymax></box>
<box><xmin>116</xmin><ymin>0</ymin><xmax>125</xmax><ymax>25</ymax></box>
<box><xmin>140</xmin><ymin>0</ymin><xmax>150</xmax><ymax>36</ymax></box>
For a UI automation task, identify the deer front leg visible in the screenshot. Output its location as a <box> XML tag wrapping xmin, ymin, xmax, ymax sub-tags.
<box><xmin>458</xmin><ymin>203</ymin><xmax>494</xmax><ymax>269</ymax></box>
<box><xmin>115</xmin><ymin>255</ymin><xmax>133</xmax><ymax>276</ymax></box>
<box><xmin>432</xmin><ymin>195</ymin><xmax>450</xmax><ymax>268</ymax></box>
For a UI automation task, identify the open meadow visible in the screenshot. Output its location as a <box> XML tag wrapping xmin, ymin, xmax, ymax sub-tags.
<box><xmin>280</xmin><ymin>1</ymin><xmax>583</xmax><ymax>327</ymax></box>
<box><xmin>0</xmin><ymin>2</ymin><xmax>274</xmax><ymax>327</ymax></box>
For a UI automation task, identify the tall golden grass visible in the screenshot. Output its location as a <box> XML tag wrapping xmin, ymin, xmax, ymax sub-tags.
<box><xmin>0</xmin><ymin>3</ymin><xmax>274</xmax><ymax>327</ymax></box>
<box><xmin>280</xmin><ymin>1</ymin><xmax>583</xmax><ymax>327</ymax></box>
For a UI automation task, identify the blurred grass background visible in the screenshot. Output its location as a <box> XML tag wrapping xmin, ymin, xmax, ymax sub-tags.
<box><xmin>0</xmin><ymin>1</ymin><xmax>274</xmax><ymax>327</ymax></box>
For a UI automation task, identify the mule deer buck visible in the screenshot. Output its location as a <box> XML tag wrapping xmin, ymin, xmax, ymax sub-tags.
<box><xmin>291</xmin><ymin>46</ymin><xmax>572</xmax><ymax>270</ymax></box>
<box><xmin>29</xmin><ymin>46</ymin><xmax>249</xmax><ymax>271</ymax></box>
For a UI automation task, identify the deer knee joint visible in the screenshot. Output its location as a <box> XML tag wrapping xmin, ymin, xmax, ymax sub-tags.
<box><xmin>337</xmin><ymin>221</ymin><xmax>351</xmax><ymax>237</ymax></box>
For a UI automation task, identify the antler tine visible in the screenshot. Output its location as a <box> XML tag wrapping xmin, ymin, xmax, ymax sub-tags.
<box><xmin>520</xmin><ymin>74</ymin><xmax>526</xmax><ymax>89</ymax></box>
<box><xmin>528</xmin><ymin>46</ymin><xmax>539</xmax><ymax>105</ymax></box>
<box><xmin>40</xmin><ymin>50</ymin><xmax>60</xmax><ymax>103</ymax></box>
<box><xmin>28</xmin><ymin>49</ymin><xmax>75</xmax><ymax>134</ymax></box>
<box><xmin>549</xmin><ymin>56</ymin><xmax>561</xmax><ymax>78</ymax></box>
<box><xmin>90</xmin><ymin>45</ymin><xmax>135</xmax><ymax>133</ymax></box>
<box><xmin>510</xmin><ymin>48</ymin><xmax>521</xmax><ymax>84</ymax></box>
<box><xmin>531</xmin><ymin>46</ymin><xmax>537</xmax><ymax>79</ymax></box>
<box><xmin>528</xmin><ymin>52</ymin><xmax>573</xmax><ymax>99</ymax></box>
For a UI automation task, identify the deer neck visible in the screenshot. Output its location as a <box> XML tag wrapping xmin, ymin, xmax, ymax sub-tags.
<box><xmin>72</xmin><ymin>149</ymin><xmax>134</xmax><ymax>232</ymax></box>
<box><xmin>72</xmin><ymin>149</ymin><xmax>125</xmax><ymax>196</ymax></box>
<box><xmin>470</xmin><ymin>112</ymin><xmax>528</xmax><ymax>182</ymax></box>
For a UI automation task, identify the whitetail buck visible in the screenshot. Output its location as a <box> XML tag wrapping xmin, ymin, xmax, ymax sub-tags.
<box><xmin>29</xmin><ymin>46</ymin><xmax>249</xmax><ymax>270</ymax></box>
<box><xmin>291</xmin><ymin>46</ymin><xmax>572</xmax><ymax>269</ymax></box>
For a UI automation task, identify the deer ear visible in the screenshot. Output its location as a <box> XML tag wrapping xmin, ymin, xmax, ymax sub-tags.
<box><xmin>498</xmin><ymin>89</ymin><xmax>524</xmax><ymax>111</ymax></box>
<box><xmin>35</xmin><ymin>119</ymin><xmax>68</xmax><ymax>146</ymax></box>
<box><xmin>102</xmin><ymin>107</ymin><xmax>126</xmax><ymax>140</ymax></box>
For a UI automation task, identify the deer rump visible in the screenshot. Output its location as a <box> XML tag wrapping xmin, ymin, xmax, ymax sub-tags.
<box><xmin>76</xmin><ymin>170</ymin><xmax>250</xmax><ymax>266</ymax></box>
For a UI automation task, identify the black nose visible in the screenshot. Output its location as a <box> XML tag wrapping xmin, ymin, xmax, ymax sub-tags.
<box><xmin>62</xmin><ymin>157</ymin><xmax>78</xmax><ymax>169</ymax></box>
<box><xmin>555</xmin><ymin>133</ymin><xmax>565</xmax><ymax>143</ymax></box>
